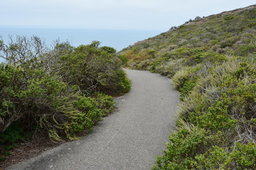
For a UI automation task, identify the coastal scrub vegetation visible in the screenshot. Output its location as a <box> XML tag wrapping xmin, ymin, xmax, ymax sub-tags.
<box><xmin>0</xmin><ymin>37</ymin><xmax>130</xmax><ymax>161</ymax></box>
<box><xmin>120</xmin><ymin>5</ymin><xmax>256</xmax><ymax>169</ymax></box>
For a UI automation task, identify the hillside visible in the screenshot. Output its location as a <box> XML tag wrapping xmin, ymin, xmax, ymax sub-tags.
<box><xmin>121</xmin><ymin>5</ymin><xmax>256</xmax><ymax>169</ymax></box>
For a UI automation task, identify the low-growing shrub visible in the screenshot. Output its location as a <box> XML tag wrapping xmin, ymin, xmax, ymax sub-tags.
<box><xmin>196</xmin><ymin>143</ymin><xmax>256</xmax><ymax>169</ymax></box>
<box><xmin>154</xmin><ymin>125</ymin><xmax>218</xmax><ymax>170</ymax></box>
<box><xmin>179</xmin><ymin>80</ymin><xmax>197</xmax><ymax>100</ymax></box>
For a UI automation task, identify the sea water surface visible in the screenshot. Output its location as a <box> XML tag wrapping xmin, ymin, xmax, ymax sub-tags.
<box><xmin>0</xmin><ymin>27</ymin><xmax>162</xmax><ymax>51</ymax></box>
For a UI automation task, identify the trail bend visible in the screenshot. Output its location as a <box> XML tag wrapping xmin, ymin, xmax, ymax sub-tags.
<box><xmin>8</xmin><ymin>69</ymin><xmax>179</xmax><ymax>170</ymax></box>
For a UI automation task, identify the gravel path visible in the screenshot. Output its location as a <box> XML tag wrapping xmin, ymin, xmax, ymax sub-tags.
<box><xmin>8</xmin><ymin>69</ymin><xmax>179</xmax><ymax>170</ymax></box>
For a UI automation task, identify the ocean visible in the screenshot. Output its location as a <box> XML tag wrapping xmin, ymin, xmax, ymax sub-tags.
<box><xmin>0</xmin><ymin>27</ymin><xmax>162</xmax><ymax>51</ymax></box>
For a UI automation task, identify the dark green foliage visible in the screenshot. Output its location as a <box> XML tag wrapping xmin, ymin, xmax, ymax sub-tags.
<box><xmin>195</xmin><ymin>143</ymin><xmax>256</xmax><ymax>169</ymax></box>
<box><xmin>154</xmin><ymin>127</ymin><xmax>207</xmax><ymax>169</ymax></box>
<box><xmin>100</xmin><ymin>46</ymin><xmax>116</xmax><ymax>54</ymax></box>
<box><xmin>0</xmin><ymin>121</ymin><xmax>33</xmax><ymax>160</ymax></box>
<box><xmin>94</xmin><ymin>93</ymin><xmax>115</xmax><ymax>115</ymax></box>
<box><xmin>179</xmin><ymin>80</ymin><xmax>197</xmax><ymax>100</ymax></box>
<box><xmin>52</xmin><ymin>43</ymin><xmax>130</xmax><ymax>96</ymax></box>
<box><xmin>121</xmin><ymin>5</ymin><xmax>256</xmax><ymax>169</ymax></box>
<box><xmin>117</xmin><ymin>55</ymin><xmax>129</xmax><ymax>65</ymax></box>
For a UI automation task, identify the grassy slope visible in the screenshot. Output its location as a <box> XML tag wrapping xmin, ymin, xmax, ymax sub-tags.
<box><xmin>121</xmin><ymin>5</ymin><xmax>256</xmax><ymax>169</ymax></box>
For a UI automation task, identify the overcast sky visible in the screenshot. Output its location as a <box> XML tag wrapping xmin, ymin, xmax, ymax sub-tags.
<box><xmin>1</xmin><ymin>0</ymin><xmax>255</xmax><ymax>30</ymax></box>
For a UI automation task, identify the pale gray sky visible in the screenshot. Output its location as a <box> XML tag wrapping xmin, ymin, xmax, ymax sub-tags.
<box><xmin>1</xmin><ymin>0</ymin><xmax>255</xmax><ymax>30</ymax></box>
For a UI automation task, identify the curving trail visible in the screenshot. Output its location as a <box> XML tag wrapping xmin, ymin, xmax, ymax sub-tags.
<box><xmin>8</xmin><ymin>69</ymin><xmax>179</xmax><ymax>170</ymax></box>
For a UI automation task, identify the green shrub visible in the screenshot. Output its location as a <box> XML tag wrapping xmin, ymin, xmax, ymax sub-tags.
<box><xmin>172</xmin><ymin>66</ymin><xmax>200</xmax><ymax>89</ymax></box>
<box><xmin>172</xmin><ymin>66</ymin><xmax>201</xmax><ymax>100</ymax></box>
<box><xmin>117</xmin><ymin>55</ymin><xmax>129</xmax><ymax>65</ymax></box>
<box><xmin>100</xmin><ymin>46</ymin><xmax>116</xmax><ymax>54</ymax></box>
<box><xmin>53</xmin><ymin>43</ymin><xmax>131</xmax><ymax>96</ymax></box>
<box><xmin>0</xmin><ymin>65</ymin><xmax>104</xmax><ymax>140</ymax></box>
<box><xmin>94</xmin><ymin>93</ymin><xmax>115</xmax><ymax>115</ymax></box>
<box><xmin>236</xmin><ymin>44</ymin><xmax>256</xmax><ymax>56</ymax></box>
<box><xmin>158</xmin><ymin>58</ymin><xmax>185</xmax><ymax>77</ymax></box>
<box><xmin>230</xmin><ymin>143</ymin><xmax>256</xmax><ymax>169</ymax></box>
<box><xmin>196</xmin><ymin>143</ymin><xmax>256</xmax><ymax>169</ymax></box>
<box><xmin>154</xmin><ymin>126</ymin><xmax>209</xmax><ymax>170</ymax></box>
<box><xmin>179</xmin><ymin>80</ymin><xmax>197</xmax><ymax>100</ymax></box>
<box><xmin>185</xmin><ymin>51</ymin><xmax>227</xmax><ymax>66</ymax></box>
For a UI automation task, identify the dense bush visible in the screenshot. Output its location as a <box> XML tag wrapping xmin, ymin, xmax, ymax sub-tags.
<box><xmin>0</xmin><ymin>62</ymin><xmax>116</xmax><ymax>139</ymax></box>
<box><xmin>0</xmin><ymin>37</ymin><xmax>130</xmax><ymax>160</ymax></box>
<box><xmin>45</xmin><ymin>41</ymin><xmax>131</xmax><ymax>96</ymax></box>
<box><xmin>121</xmin><ymin>5</ymin><xmax>256</xmax><ymax>169</ymax></box>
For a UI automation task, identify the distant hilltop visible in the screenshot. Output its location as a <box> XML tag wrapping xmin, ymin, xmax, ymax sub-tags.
<box><xmin>121</xmin><ymin>4</ymin><xmax>256</xmax><ymax>52</ymax></box>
